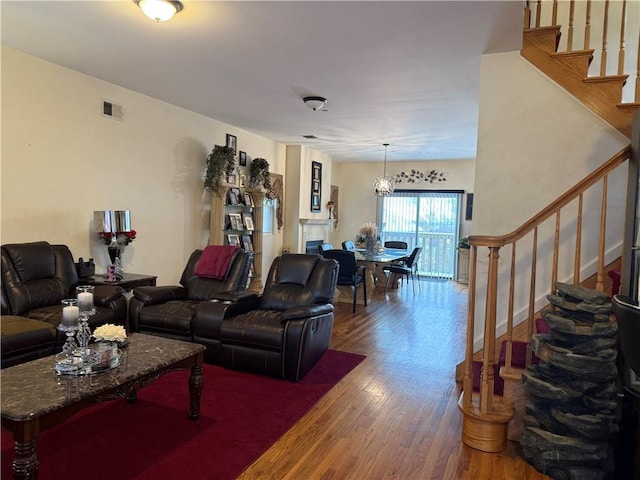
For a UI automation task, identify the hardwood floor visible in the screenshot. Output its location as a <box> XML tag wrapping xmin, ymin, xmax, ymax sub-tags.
<box><xmin>239</xmin><ymin>279</ymin><xmax>550</xmax><ymax>479</ymax></box>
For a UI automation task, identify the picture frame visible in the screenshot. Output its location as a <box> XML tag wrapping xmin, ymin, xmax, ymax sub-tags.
<box><xmin>227</xmin><ymin>187</ymin><xmax>241</xmax><ymax>205</ymax></box>
<box><xmin>239</xmin><ymin>151</ymin><xmax>247</xmax><ymax>166</ymax></box>
<box><xmin>242</xmin><ymin>234</ymin><xmax>254</xmax><ymax>252</ymax></box>
<box><xmin>227</xmin><ymin>234</ymin><xmax>240</xmax><ymax>246</ymax></box>
<box><xmin>226</xmin><ymin>134</ymin><xmax>237</xmax><ymax>154</ymax></box>
<box><xmin>227</xmin><ymin>173</ymin><xmax>237</xmax><ymax>186</ymax></box>
<box><xmin>243</xmin><ymin>212</ymin><xmax>255</xmax><ymax>230</ymax></box>
<box><xmin>228</xmin><ymin>213</ymin><xmax>243</xmax><ymax>230</ymax></box>
<box><xmin>244</xmin><ymin>192</ymin><xmax>254</xmax><ymax>207</ymax></box>
<box><xmin>311</xmin><ymin>161</ymin><xmax>322</xmax><ymax>212</ymax></box>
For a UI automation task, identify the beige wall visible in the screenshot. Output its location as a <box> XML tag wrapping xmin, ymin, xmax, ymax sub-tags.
<box><xmin>331</xmin><ymin>159</ymin><xmax>476</xmax><ymax>247</ymax></box>
<box><xmin>1</xmin><ymin>47</ymin><xmax>288</xmax><ymax>285</ymax></box>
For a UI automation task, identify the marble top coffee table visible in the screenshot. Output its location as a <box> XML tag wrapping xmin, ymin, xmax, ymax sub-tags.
<box><xmin>1</xmin><ymin>333</ymin><xmax>205</xmax><ymax>480</ymax></box>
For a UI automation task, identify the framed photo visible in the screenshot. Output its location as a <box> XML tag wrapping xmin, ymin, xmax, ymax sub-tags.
<box><xmin>227</xmin><ymin>234</ymin><xmax>240</xmax><ymax>246</ymax></box>
<box><xmin>244</xmin><ymin>192</ymin><xmax>254</xmax><ymax>207</ymax></box>
<box><xmin>228</xmin><ymin>213</ymin><xmax>242</xmax><ymax>230</ymax></box>
<box><xmin>226</xmin><ymin>134</ymin><xmax>237</xmax><ymax>154</ymax></box>
<box><xmin>239</xmin><ymin>151</ymin><xmax>247</xmax><ymax>166</ymax></box>
<box><xmin>311</xmin><ymin>193</ymin><xmax>321</xmax><ymax>211</ymax></box>
<box><xmin>243</xmin><ymin>212</ymin><xmax>255</xmax><ymax>230</ymax></box>
<box><xmin>239</xmin><ymin>174</ymin><xmax>246</xmax><ymax>188</ymax></box>
<box><xmin>227</xmin><ymin>173</ymin><xmax>237</xmax><ymax>186</ymax></box>
<box><xmin>242</xmin><ymin>234</ymin><xmax>254</xmax><ymax>252</ymax></box>
<box><xmin>228</xmin><ymin>187</ymin><xmax>241</xmax><ymax>205</ymax></box>
<box><xmin>311</xmin><ymin>161</ymin><xmax>322</xmax><ymax>212</ymax></box>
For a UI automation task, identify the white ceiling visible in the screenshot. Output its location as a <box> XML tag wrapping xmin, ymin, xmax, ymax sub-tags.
<box><xmin>1</xmin><ymin>1</ymin><xmax>523</xmax><ymax>162</ymax></box>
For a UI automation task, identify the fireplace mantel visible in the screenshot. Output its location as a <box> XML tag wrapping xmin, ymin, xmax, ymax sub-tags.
<box><xmin>298</xmin><ymin>219</ymin><xmax>333</xmax><ymax>253</ymax></box>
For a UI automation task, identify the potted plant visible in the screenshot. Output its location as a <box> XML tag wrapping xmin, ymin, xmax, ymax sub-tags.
<box><xmin>203</xmin><ymin>145</ymin><xmax>235</xmax><ymax>192</ymax></box>
<box><xmin>248</xmin><ymin>157</ymin><xmax>271</xmax><ymax>190</ymax></box>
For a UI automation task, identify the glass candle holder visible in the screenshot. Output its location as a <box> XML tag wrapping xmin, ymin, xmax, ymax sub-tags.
<box><xmin>60</xmin><ymin>298</ymin><xmax>79</xmax><ymax>329</ymax></box>
<box><xmin>76</xmin><ymin>285</ymin><xmax>95</xmax><ymax>316</ymax></box>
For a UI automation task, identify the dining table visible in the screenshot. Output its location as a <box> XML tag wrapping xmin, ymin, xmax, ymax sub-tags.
<box><xmin>356</xmin><ymin>247</ymin><xmax>411</xmax><ymax>296</ymax></box>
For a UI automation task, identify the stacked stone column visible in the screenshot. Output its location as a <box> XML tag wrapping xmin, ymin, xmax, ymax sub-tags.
<box><xmin>521</xmin><ymin>282</ymin><xmax>618</xmax><ymax>480</ymax></box>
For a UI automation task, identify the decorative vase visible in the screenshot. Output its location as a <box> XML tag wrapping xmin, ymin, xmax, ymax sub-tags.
<box><xmin>365</xmin><ymin>236</ymin><xmax>376</xmax><ymax>253</ymax></box>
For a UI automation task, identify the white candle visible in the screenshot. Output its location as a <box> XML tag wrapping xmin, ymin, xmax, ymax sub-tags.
<box><xmin>62</xmin><ymin>305</ymin><xmax>79</xmax><ymax>327</ymax></box>
<box><xmin>77</xmin><ymin>292</ymin><xmax>94</xmax><ymax>312</ymax></box>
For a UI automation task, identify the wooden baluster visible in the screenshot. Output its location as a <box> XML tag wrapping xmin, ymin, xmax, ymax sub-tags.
<box><xmin>527</xmin><ymin>228</ymin><xmax>538</xmax><ymax>366</ymax></box>
<box><xmin>574</xmin><ymin>193</ymin><xmax>583</xmax><ymax>284</ymax></box>
<box><xmin>552</xmin><ymin>0</ymin><xmax>558</xmax><ymax>25</ymax></box>
<box><xmin>600</xmin><ymin>0</ymin><xmax>610</xmax><ymax>76</ymax></box>
<box><xmin>552</xmin><ymin>211</ymin><xmax>560</xmax><ymax>290</ymax></box>
<box><xmin>480</xmin><ymin>246</ymin><xmax>501</xmax><ymax>415</ymax></box>
<box><xmin>596</xmin><ymin>175</ymin><xmax>608</xmax><ymax>291</ymax></box>
<box><xmin>585</xmin><ymin>0</ymin><xmax>592</xmax><ymax>50</ymax></box>
<box><xmin>536</xmin><ymin>0</ymin><xmax>542</xmax><ymax>28</ymax></box>
<box><xmin>636</xmin><ymin>30</ymin><xmax>640</xmax><ymax>102</ymax></box>
<box><xmin>524</xmin><ymin>1</ymin><xmax>531</xmax><ymax>29</ymax></box>
<box><xmin>617</xmin><ymin>0</ymin><xmax>627</xmax><ymax>75</ymax></box>
<box><xmin>462</xmin><ymin>245</ymin><xmax>477</xmax><ymax>409</ymax></box>
<box><xmin>567</xmin><ymin>0</ymin><xmax>576</xmax><ymax>51</ymax></box>
<box><xmin>504</xmin><ymin>243</ymin><xmax>516</xmax><ymax>374</ymax></box>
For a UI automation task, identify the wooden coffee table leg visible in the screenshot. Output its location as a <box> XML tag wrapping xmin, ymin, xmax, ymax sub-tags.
<box><xmin>12</xmin><ymin>425</ymin><xmax>39</xmax><ymax>480</ymax></box>
<box><xmin>188</xmin><ymin>363</ymin><xmax>204</xmax><ymax>420</ymax></box>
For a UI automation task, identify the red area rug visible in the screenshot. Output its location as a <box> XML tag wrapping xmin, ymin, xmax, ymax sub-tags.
<box><xmin>1</xmin><ymin>349</ymin><xmax>365</xmax><ymax>480</ymax></box>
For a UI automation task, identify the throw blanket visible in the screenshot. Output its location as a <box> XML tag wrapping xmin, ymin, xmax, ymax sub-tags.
<box><xmin>194</xmin><ymin>245</ymin><xmax>240</xmax><ymax>279</ymax></box>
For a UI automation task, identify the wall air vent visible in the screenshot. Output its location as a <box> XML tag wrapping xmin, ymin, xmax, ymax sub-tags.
<box><xmin>302</xmin><ymin>135</ymin><xmax>317</xmax><ymax>139</ymax></box>
<box><xmin>102</xmin><ymin>100</ymin><xmax>123</xmax><ymax>120</ymax></box>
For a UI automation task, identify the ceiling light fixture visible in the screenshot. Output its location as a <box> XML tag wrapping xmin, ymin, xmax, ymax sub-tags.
<box><xmin>373</xmin><ymin>143</ymin><xmax>395</xmax><ymax>197</ymax></box>
<box><xmin>135</xmin><ymin>0</ymin><xmax>183</xmax><ymax>22</ymax></box>
<box><xmin>303</xmin><ymin>96</ymin><xmax>327</xmax><ymax>111</ymax></box>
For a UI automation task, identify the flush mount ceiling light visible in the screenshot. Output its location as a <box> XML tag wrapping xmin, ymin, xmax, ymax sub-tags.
<box><xmin>303</xmin><ymin>96</ymin><xmax>327</xmax><ymax>111</ymax></box>
<box><xmin>373</xmin><ymin>143</ymin><xmax>395</xmax><ymax>197</ymax></box>
<box><xmin>135</xmin><ymin>0</ymin><xmax>183</xmax><ymax>22</ymax></box>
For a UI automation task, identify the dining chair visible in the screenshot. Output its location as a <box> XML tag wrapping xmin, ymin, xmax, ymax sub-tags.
<box><xmin>383</xmin><ymin>247</ymin><xmax>422</xmax><ymax>294</ymax></box>
<box><xmin>342</xmin><ymin>240</ymin><xmax>356</xmax><ymax>251</ymax></box>
<box><xmin>318</xmin><ymin>243</ymin><xmax>334</xmax><ymax>254</ymax></box>
<box><xmin>384</xmin><ymin>241</ymin><xmax>408</xmax><ymax>250</ymax></box>
<box><xmin>320</xmin><ymin>249</ymin><xmax>367</xmax><ymax>313</ymax></box>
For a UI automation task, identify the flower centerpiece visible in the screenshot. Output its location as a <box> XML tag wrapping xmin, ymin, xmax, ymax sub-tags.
<box><xmin>358</xmin><ymin>222</ymin><xmax>378</xmax><ymax>253</ymax></box>
<box><xmin>93</xmin><ymin>323</ymin><xmax>127</xmax><ymax>343</ymax></box>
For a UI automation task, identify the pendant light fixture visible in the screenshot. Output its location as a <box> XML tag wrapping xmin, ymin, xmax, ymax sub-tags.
<box><xmin>373</xmin><ymin>143</ymin><xmax>395</xmax><ymax>196</ymax></box>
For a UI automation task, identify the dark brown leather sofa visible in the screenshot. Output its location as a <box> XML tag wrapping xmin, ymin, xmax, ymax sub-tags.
<box><xmin>1</xmin><ymin>241</ymin><xmax>127</xmax><ymax>368</ymax></box>
<box><xmin>194</xmin><ymin>254</ymin><xmax>339</xmax><ymax>381</ymax></box>
<box><xmin>128</xmin><ymin>248</ymin><xmax>254</xmax><ymax>343</ymax></box>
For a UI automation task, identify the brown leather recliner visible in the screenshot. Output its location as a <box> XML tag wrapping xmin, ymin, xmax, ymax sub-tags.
<box><xmin>1</xmin><ymin>241</ymin><xmax>127</xmax><ymax>367</ymax></box>
<box><xmin>194</xmin><ymin>253</ymin><xmax>339</xmax><ymax>381</ymax></box>
<box><xmin>128</xmin><ymin>248</ymin><xmax>253</xmax><ymax>342</ymax></box>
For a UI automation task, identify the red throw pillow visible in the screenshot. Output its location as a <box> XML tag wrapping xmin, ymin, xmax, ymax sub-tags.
<box><xmin>194</xmin><ymin>245</ymin><xmax>240</xmax><ymax>280</ymax></box>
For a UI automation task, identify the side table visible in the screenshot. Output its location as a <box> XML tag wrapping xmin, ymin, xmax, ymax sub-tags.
<box><xmin>82</xmin><ymin>273</ymin><xmax>157</xmax><ymax>291</ymax></box>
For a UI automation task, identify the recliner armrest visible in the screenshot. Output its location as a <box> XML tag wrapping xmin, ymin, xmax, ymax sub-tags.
<box><xmin>93</xmin><ymin>285</ymin><xmax>125</xmax><ymax>306</ymax></box>
<box><xmin>210</xmin><ymin>291</ymin><xmax>258</xmax><ymax>303</ymax></box>
<box><xmin>132</xmin><ymin>286</ymin><xmax>187</xmax><ymax>305</ymax></box>
<box><xmin>282</xmin><ymin>303</ymin><xmax>334</xmax><ymax>321</ymax></box>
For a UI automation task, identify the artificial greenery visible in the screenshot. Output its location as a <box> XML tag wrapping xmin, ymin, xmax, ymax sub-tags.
<box><xmin>249</xmin><ymin>157</ymin><xmax>271</xmax><ymax>190</ymax></box>
<box><xmin>203</xmin><ymin>145</ymin><xmax>235</xmax><ymax>192</ymax></box>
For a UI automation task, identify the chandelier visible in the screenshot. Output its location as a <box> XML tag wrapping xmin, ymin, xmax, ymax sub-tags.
<box><xmin>373</xmin><ymin>143</ymin><xmax>395</xmax><ymax>196</ymax></box>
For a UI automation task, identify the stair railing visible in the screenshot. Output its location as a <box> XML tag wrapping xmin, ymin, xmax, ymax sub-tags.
<box><xmin>460</xmin><ymin>145</ymin><xmax>631</xmax><ymax>451</ymax></box>
<box><xmin>524</xmin><ymin>0</ymin><xmax>639</xmax><ymax>104</ymax></box>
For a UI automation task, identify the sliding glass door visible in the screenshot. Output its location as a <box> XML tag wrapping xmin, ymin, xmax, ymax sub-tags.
<box><xmin>379</xmin><ymin>191</ymin><xmax>462</xmax><ymax>279</ymax></box>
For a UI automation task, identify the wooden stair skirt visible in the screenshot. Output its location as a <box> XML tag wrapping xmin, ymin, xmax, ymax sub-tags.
<box><xmin>522</xmin><ymin>26</ymin><xmax>638</xmax><ymax>139</ymax></box>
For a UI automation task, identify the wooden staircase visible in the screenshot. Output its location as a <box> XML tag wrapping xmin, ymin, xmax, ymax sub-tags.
<box><xmin>522</xmin><ymin>25</ymin><xmax>638</xmax><ymax>138</ymax></box>
<box><xmin>459</xmin><ymin>0</ymin><xmax>639</xmax><ymax>454</ymax></box>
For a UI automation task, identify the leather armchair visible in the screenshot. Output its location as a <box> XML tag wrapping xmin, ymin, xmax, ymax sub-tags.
<box><xmin>1</xmin><ymin>241</ymin><xmax>127</xmax><ymax>365</ymax></box>
<box><xmin>128</xmin><ymin>248</ymin><xmax>253</xmax><ymax>342</ymax></box>
<box><xmin>208</xmin><ymin>253</ymin><xmax>339</xmax><ymax>381</ymax></box>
